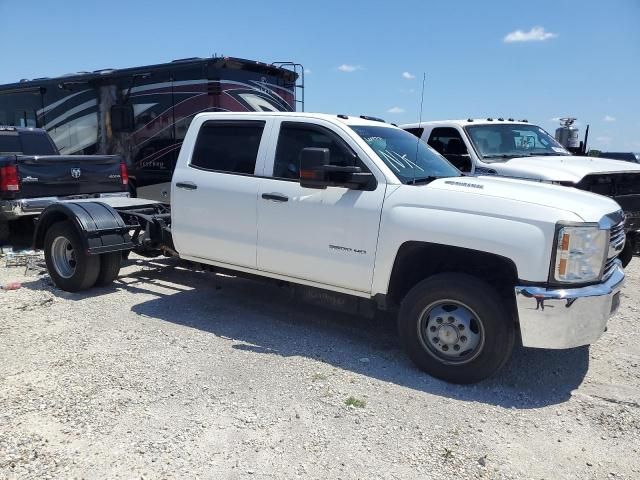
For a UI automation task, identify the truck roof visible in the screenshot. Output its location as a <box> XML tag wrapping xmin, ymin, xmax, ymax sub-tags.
<box><xmin>402</xmin><ymin>118</ymin><xmax>533</xmax><ymax>128</ymax></box>
<box><xmin>193</xmin><ymin>111</ymin><xmax>398</xmax><ymax>128</ymax></box>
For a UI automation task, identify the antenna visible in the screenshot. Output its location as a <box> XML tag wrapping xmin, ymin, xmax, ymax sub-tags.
<box><xmin>412</xmin><ymin>73</ymin><xmax>426</xmax><ymax>184</ymax></box>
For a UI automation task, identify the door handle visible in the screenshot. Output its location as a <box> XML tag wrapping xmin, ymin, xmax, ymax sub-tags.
<box><xmin>261</xmin><ymin>193</ymin><xmax>289</xmax><ymax>202</ymax></box>
<box><xmin>176</xmin><ymin>182</ymin><xmax>197</xmax><ymax>190</ymax></box>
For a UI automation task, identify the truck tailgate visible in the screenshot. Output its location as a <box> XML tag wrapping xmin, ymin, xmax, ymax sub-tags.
<box><xmin>17</xmin><ymin>155</ymin><xmax>125</xmax><ymax>198</ymax></box>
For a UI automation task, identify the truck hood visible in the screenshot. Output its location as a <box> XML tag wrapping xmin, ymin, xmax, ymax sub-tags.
<box><xmin>489</xmin><ymin>155</ymin><xmax>640</xmax><ymax>183</ymax></box>
<box><xmin>424</xmin><ymin>175</ymin><xmax>621</xmax><ymax>223</ymax></box>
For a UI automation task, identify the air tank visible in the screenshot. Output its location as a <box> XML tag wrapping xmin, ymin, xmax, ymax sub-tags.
<box><xmin>555</xmin><ymin>117</ymin><xmax>580</xmax><ymax>150</ymax></box>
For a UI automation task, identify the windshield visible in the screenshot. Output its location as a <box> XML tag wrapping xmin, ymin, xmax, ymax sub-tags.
<box><xmin>465</xmin><ymin>124</ymin><xmax>570</xmax><ymax>162</ymax></box>
<box><xmin>350</xmin><ymin>125</ymin><xmax>461</xmax><ymax>183</ymax></box>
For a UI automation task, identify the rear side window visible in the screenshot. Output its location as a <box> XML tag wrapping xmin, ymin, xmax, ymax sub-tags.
<box><xmin>191</xmin><ymin>121</ymin><xmax>265</xmax><ymax>174</ymax></box>
<box><xmin>0</xmin><ymin>132</ymin><xmax>21</xmax><ymax>153</ymax></box>
<box><xmin>404</xmin><ymin>127</ymin><xmax>424</xmax><ymax>138</ymax></box>
<box><xmin>19</xmin><ymin>132</ymin><xmax>57</xmax><ymax>155</ymax></box>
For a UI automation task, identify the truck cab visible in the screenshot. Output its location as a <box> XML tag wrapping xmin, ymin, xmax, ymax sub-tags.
<box><xmin>33</xmin><ymin>113</ymin><xmax>627</xmax><ymax>384</ymax></box>
<box><xmin>401</xmin><ymin>119</ymin><xmax>640</xmax><ymax>265</ymax></box>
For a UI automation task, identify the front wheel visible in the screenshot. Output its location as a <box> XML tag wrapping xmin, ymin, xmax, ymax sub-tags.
<box><xmin>44</xmin><ymin>221</ymin><xmax>100</xmax><ymax>292</ymax></box>
<box><xmin>398</xmin><ymin>273</ymin><xmax>515</xmax><ymax>384</ymax></box>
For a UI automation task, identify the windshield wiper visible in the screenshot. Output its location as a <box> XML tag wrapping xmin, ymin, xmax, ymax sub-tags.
<box><xmin>527</xmin><ymin>152</ymin><xmax>568</xmax><ymax>156</ymax></box>
<box><xmin>482</xmin><ymin>154</ymin><xmax>515</xmax><ymax>160</ymax></box>
<box><xmin>408</xmin><ymin>176</ymin><xmax>443</xmax><ymax>185</ymax></box>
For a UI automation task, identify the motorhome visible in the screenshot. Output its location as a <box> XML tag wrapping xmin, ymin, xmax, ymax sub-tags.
<box><xmin>0</xmin><ymin>57</ymin><xmax>301</xmax><ymax>201</ymax></box>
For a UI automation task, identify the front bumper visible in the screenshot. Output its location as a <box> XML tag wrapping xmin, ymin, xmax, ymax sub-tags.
<box><xmin>1</xmin><ymin>192</ymin><xmax>129</xmax><ymax>219</ymax></box>
<box><xmin>515</xmin><ymin>263</ymin><xmax>625</xmax><ymax>349</ymax></box>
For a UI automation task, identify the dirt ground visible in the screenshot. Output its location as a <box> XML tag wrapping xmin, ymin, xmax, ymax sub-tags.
<box><xmin>0</xmin><ymin>246</ymin><xmax>639</xmax><ymax>479</ymax></box>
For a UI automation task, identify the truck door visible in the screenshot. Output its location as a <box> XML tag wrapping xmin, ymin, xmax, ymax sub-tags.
<box><xmin>256</xmin><ymin>119</ymin><xmax>386</xmax><ymax>293</ymax></box>
<box><xmin>171</xmin><ymin>117</ymin><xmax>271</xmax><ymax>268</ymax></box>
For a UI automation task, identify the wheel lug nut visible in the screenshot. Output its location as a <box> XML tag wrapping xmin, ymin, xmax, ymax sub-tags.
<box><xmin>447</xmin><ymin>316</ymin><xmax>454</xmax><ymax>323</ymax></box>
<box><xmin>453</xmin><ymin>345</ymin><xmax>460</xmax><ymax>351</ymax></box>
<box><xmin>436</xmin><ymin>317</ymin><xmax>443</xmax><ymax>324</ymax></box>
<box><xmin>429</xmin><ymin>326</ymin><xmax>436</xmax><ymax>332</ymax></box>
<box><xmin>460</xmin><ymin>336</ymin><xmax>467</xmax><ymax>343</ymax></box>
<box><xmin>442</xmin><ymin>345</ymin><xmax>449</xmax><ymax>351</ymax></box>
<box><xmin>433</xmin><ymin>337</ymin><xmax>439</xmax><ymax>343</ymax></box>
<box><xmin>458</xmin><ymin>324</ymin><xmax>465</xmax><ymax>331</ymax></box>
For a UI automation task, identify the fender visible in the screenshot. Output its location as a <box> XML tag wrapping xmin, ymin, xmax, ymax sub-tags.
<box><xmin>34</xmin><ymin>201</ymin><xmax>133</xmax><ymax>254</ymax></box>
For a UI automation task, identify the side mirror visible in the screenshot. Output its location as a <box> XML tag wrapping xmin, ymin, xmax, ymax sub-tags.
<box><xmin>299</xmin><ymin>147</ymin><xmax>376</xmax><ymax>190</ymax></box>
<box><xmin>110</xmin><ymin>104</ymin><xmax>135</xmax><ymax>133</ymax></box>
<box><xmin>299</xmin><ymin>147</ymin><xmax>331</xmax><ymax>189</ymax></box>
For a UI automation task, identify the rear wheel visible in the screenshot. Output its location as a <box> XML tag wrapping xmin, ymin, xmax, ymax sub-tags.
<box><xmin>398</xmin><ymin>273</ymin><xmax>515</xmax><ymax>384</ymax></box>
<box><xmin>44</xmin><ymin>221</ymin><xmax>100</xmax><ymax>292</ymax></box>
<box><xmin>95</xmin><ymin>252</ymin><xmax>122</xmax><ymax>287</ymax></box>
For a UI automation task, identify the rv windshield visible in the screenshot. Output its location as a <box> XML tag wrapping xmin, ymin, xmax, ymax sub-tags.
<box><xmin>350</xmin><ymin>125</ymin><xmax>461</xmax><ymax>184</ymax></box>
<box><xmin>465</xmin><ymin>124</ymin><xmax>570</xmax><ymax>162</ymax></box>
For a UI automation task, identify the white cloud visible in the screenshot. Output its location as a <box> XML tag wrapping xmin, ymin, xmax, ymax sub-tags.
<box><xmin>402</xmin><ymin>71</ymin><xmax>415</xmax><ymax>80</ymax></box>
<box><xmin>337</xmin><ymin>64</ymin><xmax>362</xmax><ymax>72</ymax></box>
<box><xmin>603</xmin><ymin>115</ymin><xmax>616</xmax><ymax>122</ymax></box>
<box><xmin>503</xmin><ymin>26</ymin><xmax>558</xmax><ymax>43</ymax></box>
<box><xmin>387</xmin><ymin>106</ymin><xmax>405</xmax><ymax>114</ymax></box>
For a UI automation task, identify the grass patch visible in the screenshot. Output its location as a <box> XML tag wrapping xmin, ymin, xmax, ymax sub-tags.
<box><xmin>345</xmin><ymin>396</ymin><xmax>366</xmax><ymax>408</ymax></box>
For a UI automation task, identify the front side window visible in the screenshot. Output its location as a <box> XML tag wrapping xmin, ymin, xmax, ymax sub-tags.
<box><xmin>350</xmin><ymin>125</ymin><xmax>460</xmax><ymax>184</ymax></box>
<box><xmin>427</xmin><ymin>127</ymin><xmax>468</xmax><ymax>156</ymax></box>
<box><xmin>465</xmin><ymin>124</ymin><xmax>570</xmax><ymax>162</ymax></box>
<box><xmin>191</xmin><ymin>121</ymin><xmax>265</xmax><ymax>174</ymax></box>
<box><xmin>273</xmin><ymin>123</ymin><xmax>362</xmax><ymax>179</ymax></box>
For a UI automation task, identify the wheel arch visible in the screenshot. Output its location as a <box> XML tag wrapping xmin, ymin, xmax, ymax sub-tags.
<box><xmin>386</xmin><ymin>241</ymin><xmax>519</xmax><ymax>307</ymax></box>
<box><xmin>34</xmin><ymin>202</ymin><xmax>132</xmax><ymax>254</ymax></box>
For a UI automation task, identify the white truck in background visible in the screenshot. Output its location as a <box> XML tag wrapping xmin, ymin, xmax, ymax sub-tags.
<box><xmin>401</xmin><ymin>119</ymin><xmax>640</xmax><ymax>266</ymax></box>
<box><xmin>33</xmin><ymin>112</ymin><xmax>625</xmax><ymax>384</ymax></box>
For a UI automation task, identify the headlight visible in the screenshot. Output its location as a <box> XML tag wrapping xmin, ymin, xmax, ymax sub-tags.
<box><xmin>553</xmin><ymin>225</ymin><xmax>608</xmax><ymax>284</ymax></box>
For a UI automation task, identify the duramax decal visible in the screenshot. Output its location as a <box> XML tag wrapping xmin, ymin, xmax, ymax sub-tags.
<box><xmin>444</xmin><ymin>180</ymin><xmax>484</xmax><ymax>189</ymax></box>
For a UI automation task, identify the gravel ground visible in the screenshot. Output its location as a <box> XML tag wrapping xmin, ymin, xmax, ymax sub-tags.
<box><xmin>1</xmin><ymin>247</ymin><xmax>639</xmax><ymax>480</ymax></box>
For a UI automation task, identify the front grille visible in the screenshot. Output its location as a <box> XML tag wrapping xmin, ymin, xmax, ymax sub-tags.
<box><xmin>604</xmin><ymin>220</ymin><xmax>625</xmax><ymax>278</ymax></box>
<box><xmin>575</xmin><ymin>173</ymin><xmax>640</xmax><ymax>216</ymax></box>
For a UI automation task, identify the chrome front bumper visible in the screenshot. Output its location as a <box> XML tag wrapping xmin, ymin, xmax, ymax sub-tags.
<box><xmin>1</xmin><ymin>192</ymin><xmax>129</xmax><ymax>219</ymax></box>
<box><xmin>515</xmin><ymin>263</ymin><xmax>625</xmax><ymax>349</ymax></box>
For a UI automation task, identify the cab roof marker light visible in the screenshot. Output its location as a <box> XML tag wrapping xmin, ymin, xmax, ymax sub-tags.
<box><xmin>498</xmin><ymin>117</ymin><xmax>504</xmax><ymax>121</ymax></box>
<box><xmin>359</xmin><ymin>115</ymin><xmax>385</xmax><ymax>123</ymax></box>
<box><xmin>467</xmin><ymin>118</ymin><xmax>474</xmax><ymax>122</ymax></box>
<box><xmin>487</xmin><ymin>118</ymin><xmax>493</xmax><ymax>121</ymax></box>
<box><xmin>508</xmin><ymin>118</ymin><xmax>515</xmax><ymax>121</ymax></box>
<box><xmin>337</xmin><ymin>114</ymin><xmax>349</xmax><ymax>119</ymax></box>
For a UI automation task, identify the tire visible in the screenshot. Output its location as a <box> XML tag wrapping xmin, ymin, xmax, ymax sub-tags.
<box><xmin>398</xmin><ymin>273</ymin><xmax>515</xmax><ymax>384</ymax></box>
<box><xmin>0</xmin><ymin>220</ymin><xmax>8</xmax><ymax>244</ymax></box>
<box><xmin>95</xmin><ymin>252</ymin><xmax>122</xmax><ymax>287</ymax></box>
<box><xmin>619</xmin><ymin>240</ymin><xmax>633</xmax><ymax>268</ymax></box>
<box><xmin>44</xmin><ymin>221</ymin><xmax>100</xmax><ymax>292</ymax></box>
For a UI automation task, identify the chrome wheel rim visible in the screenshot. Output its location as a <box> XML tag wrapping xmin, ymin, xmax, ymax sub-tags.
<box><xmin>51</xmin><ymin>236</ymin><xmax>77</xmax><ymax>279</ymax></box>
<box><xmin>417</xmin><ymin>300</ymin><xmax>484</xmax><ymax>365</ymax></box>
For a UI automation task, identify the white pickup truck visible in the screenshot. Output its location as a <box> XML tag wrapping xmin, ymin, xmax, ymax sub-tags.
<box><xmin>33</xmin><ymin>112</ymin><xmax>625</xmax><ymax>384</ymax></box>
<box><xmin>401</xmin><ymin>119</ymin><xmax>640</xmax><ymax>266</ymax></box>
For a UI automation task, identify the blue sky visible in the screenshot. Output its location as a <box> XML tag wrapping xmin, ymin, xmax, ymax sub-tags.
<box><xmin>1</xmin><ymin>0</ymin><xmax>639</xmax><ymax>151</ymax></box>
